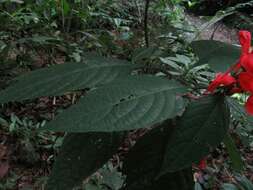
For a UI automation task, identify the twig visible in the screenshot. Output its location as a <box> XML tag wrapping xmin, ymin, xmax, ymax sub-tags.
<box><xmin>210</xmin><ymin>23</ymin><xmax>221</xmax><ymax>40</ymax></box>
<box><xmin>134</xmin><ymin>0</ymin><xmax>142</xmax><ymax>24</ymax></box>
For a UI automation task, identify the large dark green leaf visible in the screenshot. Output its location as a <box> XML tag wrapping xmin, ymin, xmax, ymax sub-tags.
<box><xmin>0</xmin><ymin>55</ymin><xmax>137</xmax><ymax>103</ymax></box>
<box><xmin>46</xmin><ymin>132</ymin><xmax>124</xmax><ymax>190</ymax></box>
<box><xmin>160</xmin><ymin>95</ymin><xmax>230</xmax><ymax>174</ymax></box>
<box><xmin>42</xmin><ymin>76</ymin><xmax>187</xmax><ymax>132</ymax></box>
<box><xmin>191</xmin><ymin>40</ymin><xmax>240</xmax><ymax>72</ymax></box>
<box><xmin>122</xmin><ymin>122</ymin><xmax>194</xmax><ymax>190</ymax></box>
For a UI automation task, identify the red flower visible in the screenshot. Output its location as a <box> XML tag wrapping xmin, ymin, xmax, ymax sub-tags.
<box><xmin>206</xmin><ymin>30</ymin><xmax>253</xmax><ymax>116</ymax></box>
<box><xmin>207</xmin><ymin>73</ymin><xmax>236</xmax><ymax>92</ymax></box>
<box><xmin>238</xmin><ymin>72</ymin><xmax>253</xmax><ymax>93</ymax></box>
<box><xmin>245</xmin><ymin>95</ymin><xmax>253</xmax><ymax>115</ymax></box>
<box><xmin>198</xmin><ymin>158</ymin><xmax>207</xmax><ymax>170</ymax></box>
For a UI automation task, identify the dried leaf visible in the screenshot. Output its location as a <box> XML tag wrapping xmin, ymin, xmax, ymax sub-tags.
<box><xmin>0</xmin><ymin>162</ymin><xmax>9</xmax><ymax>178</ymax></box>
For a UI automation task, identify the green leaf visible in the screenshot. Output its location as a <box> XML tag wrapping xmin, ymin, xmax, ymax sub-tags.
<box><xmin>83</xmin><ymin>184</ymin><xmax>101</xmax><ymax>190</ymax></box>
<box><xmin>160</xmin><ymin>57</ymin><xmax>183</xmax><ymax>71</ymax></box>
<box><xmin>235</xmin><ymin>175</ymin><xmax>253</xmax><ymax>190</ymax></box>
<box><xmin>222</xmin><ymin>183</ymin><xmax>239</xmax><ymax>190</ymax></box>
<box><xmin>61</xmin><ymin>0</ymin><xmax>70</xmax><ymax>15</ymax></box>
<box><xmin>160</xmin><ymin>95</ymin><xmax>230</xmax><ymax>174</ymax></box>
<box><xmin>46</xmin><ymin>132</ymin><xmax>124</xmax><ymax>190</ymax></box>
<box><xmin>191</xmin><ymin>40</ymin><xmax>240</xmax><ymax>72</ymax></box>
<box><xmin>227</xmin><ymin>97</ymin><xmax>253</xmax><ymax>130</ymax></box>
<box><xmin>132</xmin><ymin>47</ymin><xmax>159</xmax><ymax>62</ymax></box>
<box><xmin>0</xmin><ymin>55</ymin><xmax>137</xmax><ymax>103</ymax></box>
<box><xmin>99</xmin><ymin>165</ymin><xmax>125</xmax><ymax>190</ymax></box>
<box><xmin>123</xmin><ymin>122</ymin><xmax>194</xmax><ymax>190</ymax></box>
<box><xmin>42</xmin><ymin>76</ymin><xmax>187</xmax><ymax>132</ymax></box>
<box><xmin>223</xmin><ymin>133</ymin><xmax>244</xmax><ymax>172</ymax></box>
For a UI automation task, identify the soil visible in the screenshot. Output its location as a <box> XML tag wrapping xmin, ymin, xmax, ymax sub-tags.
<box><xmin>186</xmin><ymin>13</ymin><xmax>239</xmax><ymax>44</ymax></box>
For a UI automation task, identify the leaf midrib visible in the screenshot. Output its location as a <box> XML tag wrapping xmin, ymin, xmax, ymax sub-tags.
<box><xmin>83</xmin><ymin>84</ymin><xmax>185</xmax><ymax>111</ymax></box>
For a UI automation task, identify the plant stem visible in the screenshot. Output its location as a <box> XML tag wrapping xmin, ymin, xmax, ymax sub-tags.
<box><xmin>144</xmin><ymin>0</ymin><xmax>150</xmax><ymax>47</ymax></box>
<box><xmin>61</xmin><ymin>0</ymin><xmax>65</xmax><ymax>33</ymax></box>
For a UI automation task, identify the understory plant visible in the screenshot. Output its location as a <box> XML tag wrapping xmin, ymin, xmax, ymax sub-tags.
<box><xmin>1</xmin><ymin>20</ymin><xmax>253</xmax><ymax>190</ymax></box>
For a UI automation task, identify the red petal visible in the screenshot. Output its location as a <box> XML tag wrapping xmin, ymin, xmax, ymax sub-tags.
<box><xmin>207</xmin><ymin>73</ymin><xmax>222</xmax><ymax>92</ymax></box>
<box><xmin>245</xmin><ymin>95</ymin><xmax>253</xmax><ymax>115</ymax></box>
<box><xmin>239</xmin><ymin>30</ymin><xmax>251</xmax><ymax>54</ymax></box>
<box><xmin>207</xmin><ymin>73</ymin><xmax>236</xmax><ymax>92</ymax></box>
<box><xmin>240</xmin><ymin>54</ymin><xmax>253</xmax><ymax>74</ymax></box>
<box><xmin>238</xmin><ymin>72</ymin><xmax>253</xmax><ymax>93</ymax></box>
<box><xmin>222</xmin><ymin>74</ymin><xmax>236</xmax><ymax>86</ymax></box>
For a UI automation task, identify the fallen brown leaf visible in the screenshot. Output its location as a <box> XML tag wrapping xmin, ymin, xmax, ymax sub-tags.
<box><xmin>0</xmin><ymin>161</ymin><xmax>9</xmax><ymax>178</ymax></box>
